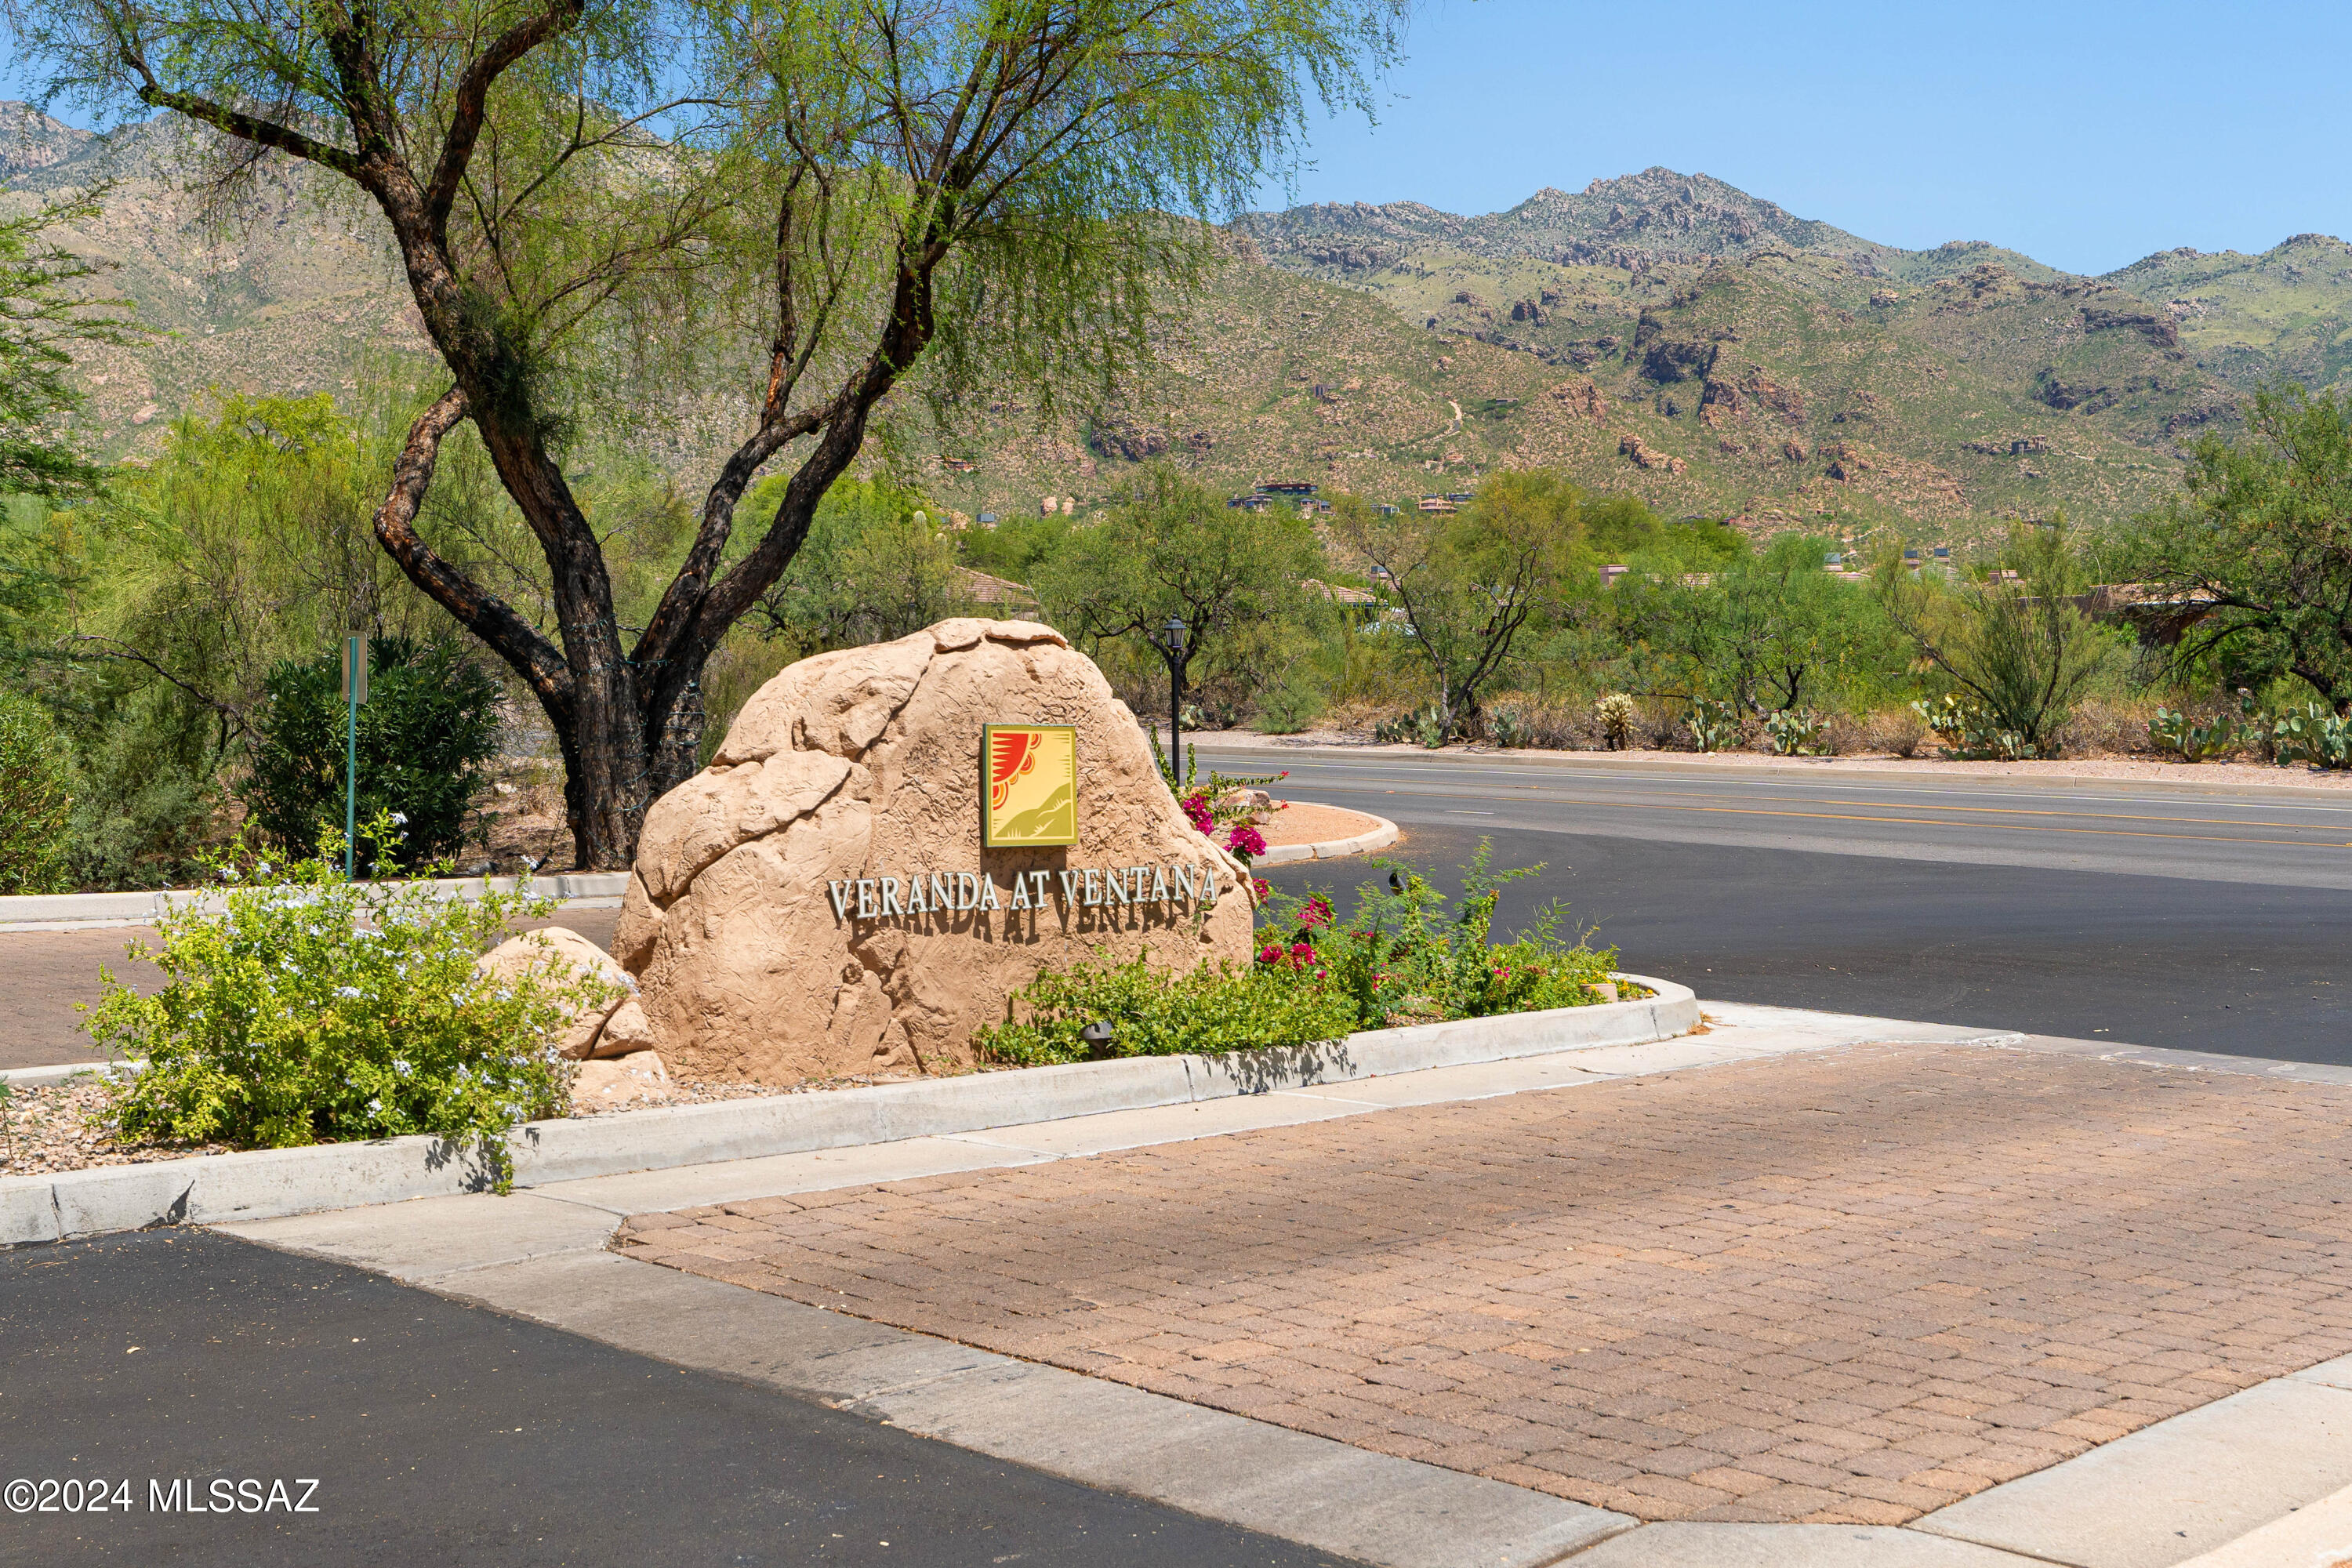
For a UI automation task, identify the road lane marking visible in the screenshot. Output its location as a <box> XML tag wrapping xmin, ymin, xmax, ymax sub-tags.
<box><xmin>1314</xmin><ymin>787</ymin><xmax>2352</xmax><ymax>849</ymax></box>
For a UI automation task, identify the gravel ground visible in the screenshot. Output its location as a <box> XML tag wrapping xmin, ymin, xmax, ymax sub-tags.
<box><xmin>0</xmin><ymin>1076</ymin><xmax>231</xmax><ymax>1177</ymax></box>
<box><xmin>1258</xmin><ymin>800</ymin><xmax>1390</xmax><ymax>846</ymax></box>
<box><xmin>0</xmin><ymin>1068</ymin><xmax>934</xmax><ymax>1174</ymax></box>
<box><xmin>567</xmin><ymin>1069</ymin><xmax>921</xmax><ymax>1118</ymax></box>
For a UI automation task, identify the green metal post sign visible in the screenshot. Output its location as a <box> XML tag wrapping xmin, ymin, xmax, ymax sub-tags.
<box><xmin>341</xmin><ymin>636</ymin><xmax>367</xmax><ymax>879</ymax></box>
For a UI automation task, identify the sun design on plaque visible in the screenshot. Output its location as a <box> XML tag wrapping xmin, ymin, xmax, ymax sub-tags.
<box><xmin>981</xmin><ymin>724</ymin><xmax>1079</xmax><ymax>848</ymax></box>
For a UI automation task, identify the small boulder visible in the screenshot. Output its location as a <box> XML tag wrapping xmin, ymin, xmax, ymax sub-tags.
<box><xmin>589</xmin><ymin>996</ymin><xmax>658</xmax><ymax>1060</ymax></box>
<box><xmin>571</xmin><ymin>1050</ymin><xmax>675</xmax><ymax>1110</ymax></box>
<box><xmin>475</xmin><ymin>926</ymin><xmax>631</xmax><ymax>1058</ymax></box>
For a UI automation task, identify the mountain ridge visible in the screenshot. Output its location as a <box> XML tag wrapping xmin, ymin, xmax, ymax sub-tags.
<box><xmin>7</xmin><ymin>101</ymin><xmax>2348</xmax><ymax>538</ymax></box>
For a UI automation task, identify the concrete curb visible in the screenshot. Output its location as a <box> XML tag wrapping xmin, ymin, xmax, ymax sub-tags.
<box><xmin>1190</xmin><ymin>739</ymin><xmax>2352</xmax><ymax>804</ymax></box>
<box><xmin>0</xmin><ymin>871</ymin><xmax>631</xmax><ymax>931</ymax></box>
<box><xmin>0</xmin><ymin>975</ymin><xmax>1696</xmax><ymax>1246</ymax></box>
<box><xmin>0</xmin><ymin>1059</ymin><xmax>141</xmax><ymax>1089</ymax></box>
<box><xmin>1255</xmin><ymin>807</ymin><xmax>1400</xmax><ymax>866</ymax></box>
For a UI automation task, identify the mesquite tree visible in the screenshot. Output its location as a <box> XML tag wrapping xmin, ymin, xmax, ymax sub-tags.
<box><xmin>9</xmin><ymin>0</ymin><xmax>1399</xmax><ymax>866</ymax></box>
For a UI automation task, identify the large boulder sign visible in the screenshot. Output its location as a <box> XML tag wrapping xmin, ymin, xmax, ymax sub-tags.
<box><xmin>615</xmin><ymin>619</ymin><xmax>1257</xmax><ymax>1083</ymax></box>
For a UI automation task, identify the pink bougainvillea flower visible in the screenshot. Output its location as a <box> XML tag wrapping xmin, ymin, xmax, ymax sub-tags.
<box><xmin>1227</xmin><ymin>826</ymin><xmax>1269</xmax><ymax>859</ymax></box>
<box><xmin>1181</xmin><ymin>791</ymin><xmax>1214</xmax><ymax>835</ymax></box>
<box><xmin>1299</xmin><ymin>895</ymin><xmax>1333</xmax><ymax>928</ymax></box>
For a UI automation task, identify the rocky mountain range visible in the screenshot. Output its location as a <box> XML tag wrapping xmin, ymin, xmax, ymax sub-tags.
<box><xmin>8</xmin><ymin>102</ymin><xmax>2350</xmax><ymax>540</ymax></box>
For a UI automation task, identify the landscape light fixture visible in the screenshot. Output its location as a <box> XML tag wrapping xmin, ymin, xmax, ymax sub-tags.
<box><xmin>1152</xmin><ymin>615</ymin><xmax>1191</xmax><ymax>771</ymax></box>
<box><xmin>1388</xmin><ymin>869</ymin><xmax>1406</xmax><ymax>896</ymax></box>
<box><xmin>1079</xmin><ymin>1020</ymin><xmax>1116</xmax><ymax>1058</ymax></box>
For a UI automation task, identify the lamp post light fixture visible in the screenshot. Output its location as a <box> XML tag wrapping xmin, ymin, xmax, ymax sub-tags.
<box><xmin>1151</xmin><ymin>614</ymin><xmax>1191</xmax><ymax>773</ymax></box>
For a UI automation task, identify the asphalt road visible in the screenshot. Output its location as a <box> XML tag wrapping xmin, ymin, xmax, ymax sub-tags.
<box><xmin>0</xmin><ymin>1230</ymin><xmax>1352</xmax><ymax>1568</ymax></box>
<box><xmin>1222</xmin><ymin>750</ymin><xmax>2352</xmax><ymax>1065</ymax></box>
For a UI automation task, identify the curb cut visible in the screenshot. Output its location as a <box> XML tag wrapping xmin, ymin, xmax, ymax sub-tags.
<box><xmin>1256</xmin><ymin>808</ymin><xmax>1400</xmax><ymax>866</ymax></box>
<box><xmin>0</xmin><ymin>872</ymin><xmax>631</xmax><ymax>932</ymax></box>
<box><xmin>0</xmin><ymin>976</ymin><xmax>1696</xmax><ymax>1247</ymax></box>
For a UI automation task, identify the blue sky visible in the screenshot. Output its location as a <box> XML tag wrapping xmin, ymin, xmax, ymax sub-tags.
<box><xmin>1255</xmin><ymin>0</ymin><xmax>2352</xmax><ymax>275</ymax></box>
<box><xmin>10</xmin><ymin>1</ymin><xmax>2346</xmax><ymax>277</ymax></box>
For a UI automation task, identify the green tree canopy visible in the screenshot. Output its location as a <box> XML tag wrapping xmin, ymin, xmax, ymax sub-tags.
<box><xmin>746</xmin><ymin>478</ymin><xmax>967</xmax><ymax>654</ymax></box>
<box><xmin>9</xmin><ymin>0</ymin><xmax>1401</xmax><ymax>867</ymax></box>
<box><xmin>1035</xmin><ymin>466</ymin><xmax>1319</xmax><ymax>728</ymax></box>
<box><xmin>0</xmin><ymin>190</ymin><xmax>145</xmax><ymax>498</ymax></box>
<box><xmin>1613</xmin><ymin>532</ymin><xmax>1878</xmax><ymax>714</ymax></box>
<box><xmin>2127</xmin><ymin>386</ymin><xmax>2352</xmax><ymax>713</ymax></box>
<box><xmin>1876</xmin><ymin>520</ymin><xmax>2108</xmax><ymax>756</ymax></box>
<box><xmin>1330</xmin><ymin>470</ymin><xmax>1582</xmax><ymax>736</ymax></box>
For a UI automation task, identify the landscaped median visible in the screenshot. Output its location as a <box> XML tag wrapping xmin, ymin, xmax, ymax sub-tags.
<box><xmin>0</xmin><ymin>975</ymin><xmax>1697</xmax><ymax>1245</ymax></box>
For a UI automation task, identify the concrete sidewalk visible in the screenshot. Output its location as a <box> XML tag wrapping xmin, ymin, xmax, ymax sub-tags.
<box><xmin>213</xmin><ymin>1004</ymin><xmax>2352</xmax><ymax>1568</ymax></box>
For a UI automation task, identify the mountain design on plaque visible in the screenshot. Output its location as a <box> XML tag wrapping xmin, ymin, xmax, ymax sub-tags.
<box><xmin>982</xmin><ymin>724</ymin><xmax>1079</xmax><ymax>847</ymax></box>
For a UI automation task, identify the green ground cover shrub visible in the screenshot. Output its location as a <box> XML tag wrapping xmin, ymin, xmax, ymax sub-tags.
<box><xmin>976</xmin><ymin>844</ymin><xmax>1625</xmax><ymax>1067</ymax></box>
<box><xmin>83</xmin><ymin>818</ymin><xmax>605</xmax><ymax>1180</ymax></box>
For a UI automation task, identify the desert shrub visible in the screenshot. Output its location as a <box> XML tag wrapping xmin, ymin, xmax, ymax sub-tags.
<box><xmin>85</xmin><ymin>820</ymin><xmax>602</xmax><ymax>1178</ymax></box>
<box><xmin>1878</xmin><ymin>522</ymin><xmax>2111</xmax><ymax>757</ymax></box>
<box><xmin>973</xmin><ymin>951</ymin><xmax>1359</xmax><ymax>1066</ymax></box>
<box><xmin>243</xmin><ymin>636</ymin><xmax>502</xmax><ymax>871</ymax></box>
<box><xmin>0</xmin><ymin>688</ymin><xmax>72</xmax><ymax>892</ymax></box>
<box><xmin>1867</xmin><ymin>705</ymin><xmax>1929</xmax><ymax>758</ymax></box>
<box><xmin>1265</xmin><ymin>843</ymin><xmax>1624</xmax><ymax>1030</ymax></box>
<box><xmin>1252</xmin><ymin>670</ymin><xmax>1327</xmax><ymax>734</ymax></box>
<box><xmin>977</xmin><ymin>844</ymin><xmax>1628</xmax><ymax>1067</ymax></box>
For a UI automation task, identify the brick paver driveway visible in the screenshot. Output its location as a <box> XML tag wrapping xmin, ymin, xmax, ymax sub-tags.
<box><xmin>615</xmin><ymin>1044</ymin><xmax>2352</xmax><ymax>1524</ymax></box>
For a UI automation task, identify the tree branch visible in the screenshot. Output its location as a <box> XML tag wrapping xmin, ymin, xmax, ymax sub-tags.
<box><xmin>425</xmin><ymin>0</ymin><xmax>588</xmax><ymax>238</ymax></box>
<box><xmin>372</xmin><ymin>387</ymin><xmax>575</xmax><ymax>718</ymax></box>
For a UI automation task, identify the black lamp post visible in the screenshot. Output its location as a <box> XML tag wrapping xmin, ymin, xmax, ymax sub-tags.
<box><xmin>1151</xmin><ymin>613</ymin><xmax>1190</xmax><ymax>771</ymax></box>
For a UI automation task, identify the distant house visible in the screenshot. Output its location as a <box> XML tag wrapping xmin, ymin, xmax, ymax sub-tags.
<box><xmin>976</xmin><ymin>513</ymin><xmax>999</xmax><ymax>528</ymax></box>
<box><xmin>1444</xmin><ymin>492</ymin><xmax>1475</xmax><ymax>504</ymax></box>
<box><xmin>1228</xmin><ymin>493</ymin><xmax>1275</xmax><ymax>512</ymax></box>
<box><xmin>1303</xmin><ymin>577</ymin><xmax>1381</xmax><ymax>626</ymax></box>
<box><xmin>1258</xmin><ymin>480</ymin><xmax>1318</xmax><ymax>495</ymax></box>
<box><xmin>1599</xmin><ymin>564</ymin><xmax>1630</xmax><ymax>588</ymax></box>
<box><xmin>1417</xmin><ymin>496</ymin><xmax>1456</xmax><ymax>514</ymax></box>
<box><xmin>956</xmin><ymin>568</ymin><xmax>1038</xmax><ymax>614</ymax></box>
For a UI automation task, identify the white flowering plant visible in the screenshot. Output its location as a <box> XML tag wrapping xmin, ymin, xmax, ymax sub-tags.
<box><xmin>84</xmin><ymin>811</ymin><xmax>600</xmax><ymax>1182</ymax></box>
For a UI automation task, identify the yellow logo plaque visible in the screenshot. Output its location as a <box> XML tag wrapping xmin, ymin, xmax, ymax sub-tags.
<box><xmin>981</xmin><ymin>724</ymin><xmax>1079</xmax><ymax>848</ymax></box>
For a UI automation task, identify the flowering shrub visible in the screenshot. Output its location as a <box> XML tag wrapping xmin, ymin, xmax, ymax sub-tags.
<box><xmin>1156</xmin><ymin>731</ymin><xmax>1284</xmax><ymax>865</ymax></box>
<box><xmin>83</xmin><ymin>815</ymin><xmax>606</xmax><ymax>1182</ymax></box>
<box><xmin>975</xmin><ymin>844</ymin><xmax>1629</xmax><ymax>1066</ymax></box>
<box><xmin>1259</xmin><ymin>841</ymin><xmax>1624</xmax><ymax>1029</ymax></box>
